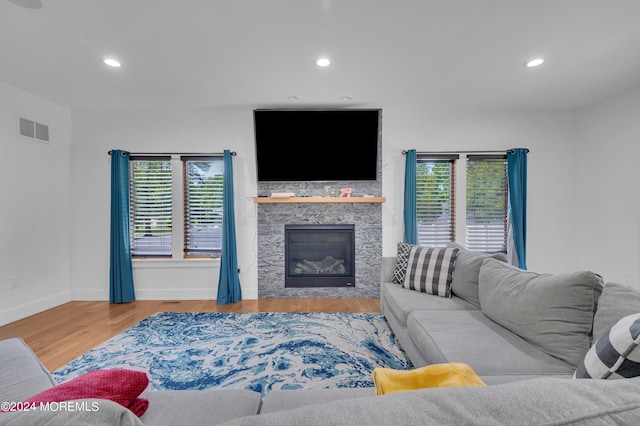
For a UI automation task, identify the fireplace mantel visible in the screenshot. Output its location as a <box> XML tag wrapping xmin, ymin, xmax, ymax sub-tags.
<box><xmin>253</xmin><ymin>196</ymin><xmax>386</xmax><ymax>204</ymax></box>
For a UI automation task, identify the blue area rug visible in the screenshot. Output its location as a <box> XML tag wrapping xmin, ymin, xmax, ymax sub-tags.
<box><xmin>53</xmin><ymin>312</ymin><xmax>412</xmax><ymax>396</ymax></box>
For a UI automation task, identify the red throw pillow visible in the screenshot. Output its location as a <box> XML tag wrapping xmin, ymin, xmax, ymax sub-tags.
<box><xmin>23</xmin><ymin>369</ymin><xmax>150</xmax><ymax>417</ymax></box>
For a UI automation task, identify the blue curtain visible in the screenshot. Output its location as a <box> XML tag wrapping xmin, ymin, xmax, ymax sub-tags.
<box><xmin>507</xmin><ymin>148</ymin><xmax>528</xmax><ymax>270</ymax></box>
<box><xmin>217</xmin><ymin>150</ymin><xmax>242</xmax><ymax>305</ymax></box>
<box><xmin>403</xmin><ymin>149</ymin><xmax>418</xmax><ymax>244</ymax></box>
<box><xmin>109</xmin><ymin>150</ymin><xmax>136</xmax><ymax>303</ymax></box>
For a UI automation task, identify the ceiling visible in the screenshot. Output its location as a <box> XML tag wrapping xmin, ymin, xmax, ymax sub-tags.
<box><xmin>2</xmin><ymin>0</ymin><xmax>640</xmax><ymax>111</ymax></box>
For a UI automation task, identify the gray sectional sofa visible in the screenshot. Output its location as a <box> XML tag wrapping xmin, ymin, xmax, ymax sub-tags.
<box><xmin>381</xmin><ymin>246</ymin><xmax>611</xmax><ymax>384</ymax></box>
<box><xmin>4</xmin><ymin>335</ymin><xmax>640</xmax><ymax>426</ymax></box>
<box><xmin>3</xmin><ymin>249</ymin><xmax>640</xmax><ymax>424</ymax></box>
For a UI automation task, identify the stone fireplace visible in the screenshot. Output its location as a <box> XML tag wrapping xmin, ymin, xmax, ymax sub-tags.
<box><xmin>256</xmin><ymin>191</ymin><xmax>383</xmax><ymax>299</ymax></box>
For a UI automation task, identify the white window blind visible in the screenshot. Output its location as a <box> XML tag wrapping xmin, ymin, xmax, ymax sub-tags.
<box><xmin>466</xmin><ymin>155</ymin><xmax>508</xmax><ymax>252</ymax></box>
<box><xmin>416</xmin><ymin>155</ymin><xmax>457</xmax><ymax>247</ymax></box>
<box><xmin>183</xmin><ymin>157</ymin><xmax>224</xmax><ymax>256</ymax></box>
<box><xmin>129</xmin><ymin>157</ymin><xmax>173</xmax><ymax>257</ymax></box>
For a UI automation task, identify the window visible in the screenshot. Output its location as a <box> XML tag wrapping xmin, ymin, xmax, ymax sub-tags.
<box><xmin>416</xmin><ymin>155</ymin><xmax>457</xmax><ymax>247</ymax></box>
<box><xmin>129</xmin><ymin>155</ymin><xmax>224</xmax><ymax>259</ymax></box>
<box><xmin>183</xmin><ymin>157</ymin><xmax>224</xmax><ymax>257</ymax></box>
<box><xmin>466</xmin><ymin>155</ymin><xmax>508</xmax><ymax>252</ymax></box>
<box><xmin>130</xmin><ymin>157</ymin><xmax>172</xmax><ymax>257</ymax></box>
<box><xmin>416</xmin><ymin>153</ymin><xmax>508</xmax><ymax>252</ymax></box>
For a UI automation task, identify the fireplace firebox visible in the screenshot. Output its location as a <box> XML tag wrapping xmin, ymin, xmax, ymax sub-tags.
<box><xmin>284</xmin><ymin>224</ymin><xmax>355</xmax><ymax>288</ymax></box>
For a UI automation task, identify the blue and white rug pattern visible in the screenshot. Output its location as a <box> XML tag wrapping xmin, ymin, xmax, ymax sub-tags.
<box><xmin>53</xmin><ymin>312</ymin><xmax>412</xmax><ymax>395</ymax></box>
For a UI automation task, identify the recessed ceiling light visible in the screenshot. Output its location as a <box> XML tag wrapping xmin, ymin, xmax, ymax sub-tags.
<box><xmin>104</xmin><ymin>58</ymin><xmax>121</xmax><ymax>68</ymax></box>
<box><xmin>524</xmin><ymin>58</ymin><xmax>544</xmax><ymax>68</ymax></box>
<box><xmin>288</xmin><ymin>96</ymin><xmax>299</xmax><ymax>101</ymax></box>
<box><xmin>341</xmin><ymin>96</ymin><xmax>353</xmax><ymax>101</ymax></box>
<box><xmin>316</xmin><ymin>58</ymin><xmax>331</xmax><ymax>67</ymax></box>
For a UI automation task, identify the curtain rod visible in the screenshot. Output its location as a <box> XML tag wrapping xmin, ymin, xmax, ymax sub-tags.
<box><xmin>108</xmin><ymin>150</ymin><xmax>236</xmax><ymax>156</ymax></box>
<box><xmin>402</xmin><ymin>149</ymin><xmax>529</xmax><ymax>155</ymax></box>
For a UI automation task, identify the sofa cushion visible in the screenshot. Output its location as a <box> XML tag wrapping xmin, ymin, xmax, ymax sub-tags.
<box><xmin>140</xmin><ymin>388</ymin><xmax>263</xmax><ymax>425</ymax></box>
<box><xmin>406</xmin><ymin>310</ymin><xmax>575</xmax><ymax>378</ymax></box>
<box><xmin>593</xmin><ymin>281</ymin><xmax>640</xmax><ymax>342</ymax></box>
<box><xmin>390</xmin><ymin>242</ymin><xmax>415</xmax><ymax>284</ymax></box>
<box><xmin>574</xmin><ymin>313</ymin><xmax>640</xmax><ymax>379</ymax></box>
<box><xmin>381</xmin><ymin>283</ymin><xmax>477</xmax><ymax>329</ymax></box>
<box><xmin>0</xmin><ymin>338</ymin><xmax>56</xmax><ymax>403</ymax></box>
<box><xmin>447</xmin><ymin>243</ymin><xmax>507</xmax><ymax>307</ymax></box>
<box><xmin>260</xmin><ymin>388</ymin><xmax>372</xmax><ymax>414</ymax></box>
<box><xmin>402</xmin><ymin>246</ymin><xmax>459</xmax><ymax>297</ymax></box>
<box><xmin>478</xmin><ymin>258</ymin><xmax>604</xmax><ymax>366</ymax></box>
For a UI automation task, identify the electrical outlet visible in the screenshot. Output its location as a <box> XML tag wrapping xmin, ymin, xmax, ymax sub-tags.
<box><xmin>9</xmin><ymin>276</ymin><xmax>18</xmax><ymax>289</ymax></box>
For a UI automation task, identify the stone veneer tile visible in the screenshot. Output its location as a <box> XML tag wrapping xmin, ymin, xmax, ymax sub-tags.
<box><xmin>257</xmin><ymin>202</ymin><xmax>382</xmax><ymax>299</ymax></box>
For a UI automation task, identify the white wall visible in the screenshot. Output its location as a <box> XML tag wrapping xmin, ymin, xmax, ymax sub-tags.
<box><xmin>0</xmin><ymin>82</ymin><xmax>72</xmax><ymax>326</ymax></box>
<box><xmin>2</xmin><ymin>78</ymin><xmax>637</xmax><ymax>322</ymax></box>
<box><xmin>381</xmin><ymin>106</ymin><xmax>580</xmax><ymax>274</ymax></box>
<box><xmin>574</xmin><ymin>86</ymin><xmax>640</xmax><ymax>287</ymax></box>
<box><xmin>70</xmin><ymin>108</ymin><xmax>259</xmax><ymax>301</ymax></box>
<box><xmin>69</xmin><ymin>104</ymin><xmax>581</xmax><ymax>305</ymax></box>
<box><xmin>3</xmin><ymin>83</ymin><xmax>632</xmax><ymax>319</ymax></box>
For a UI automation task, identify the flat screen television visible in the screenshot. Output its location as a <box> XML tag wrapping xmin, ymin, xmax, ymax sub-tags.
<box><xmin>253</xmin><ymin>109</ymin><xmax>380</xmax><ymax>182</ymax></box>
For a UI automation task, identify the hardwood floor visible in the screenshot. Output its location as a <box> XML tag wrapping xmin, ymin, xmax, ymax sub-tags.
<box><xmin>0</xmin><ymin>299</ymin><xmax>381</xmax><ymax>372</ymax></box>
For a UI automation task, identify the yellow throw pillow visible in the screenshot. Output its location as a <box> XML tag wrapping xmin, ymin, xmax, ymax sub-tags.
<box><xmin>373</xmin><ymin>362</ymin><xmax>485</xmax><ymax>396</ymax></box>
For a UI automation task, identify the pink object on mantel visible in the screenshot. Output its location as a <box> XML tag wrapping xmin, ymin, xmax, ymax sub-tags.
<box><xmin>340</xmin><ymin>188</ymin><xmax>352</xmax><ymax>197</ymax></box>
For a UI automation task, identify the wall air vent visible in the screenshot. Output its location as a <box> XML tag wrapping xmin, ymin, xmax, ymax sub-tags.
<box><xmin>18</xmin><ymin>117</ymin><xmax>50</xmax><ymax>143</ymax></box>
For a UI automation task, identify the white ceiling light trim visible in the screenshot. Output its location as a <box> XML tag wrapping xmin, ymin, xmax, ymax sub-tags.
<box><xmin>104</xmin><ymin>58</ymin><xmax>122</xmax><ymax>68</ymax></box>
<box><xmin>316</xmin><ymin>58</ymin><xmax>331</xmax><ymax>67</ymax></box>
<box><xmin>524</xmin><ymin>58</ymin><xmax>544</xmax><ymax>68</ymax></box>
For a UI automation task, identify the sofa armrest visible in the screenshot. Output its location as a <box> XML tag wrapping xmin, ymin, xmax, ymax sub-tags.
<box><xmin>217</xmin><ymin>378</ymin><xmax>640</xmax><ymax>426</ymax></box>
<box><xmin>381</xmin><ymin>257</ymin><xmax>397</xmax><ymax>283</ymax></box>
<box><xmin>0</xmin><ymin>338</ymin><xmax>56</xmax><ymax>403</ymax></box>
<box><xmin>0</xmin><ymin>399</ymin><xmax>143</xmax><ymax>426</ymax></box>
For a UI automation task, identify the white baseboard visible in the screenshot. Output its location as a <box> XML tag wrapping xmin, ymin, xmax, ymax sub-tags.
<box><xmin>241</xmin><ymin>288</ymin><xmax>258</xmax><ymax>300</ymax></box>
<box><xmin>135</xmin><ymin>287</ymin><xmax>258</xmax><ymax>300</ymax></box>
<box><xmin>0</xmin><ymin>291</ymin><xmax>72</xmax><ymax>326</ymax></box>
<box><xmin>71</xmin><ymin>287</ymin><xmax>258</xmax><ymax>301</ymax></box>
<box><xmin>135</xmin><ymin>289</ymin><xmax>218</xmax><ymax>300</ymax></box>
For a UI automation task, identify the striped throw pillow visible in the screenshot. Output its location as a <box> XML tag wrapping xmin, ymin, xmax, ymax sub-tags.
<box><xmin>402</xmin><ymin>246</ymin><xmax>459</xmax><ymax>297</ymax></box>
<box><xmin>574</xmin><ymin>313</ymin><xmax>640</xmax><ymax>379</ymax></box>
